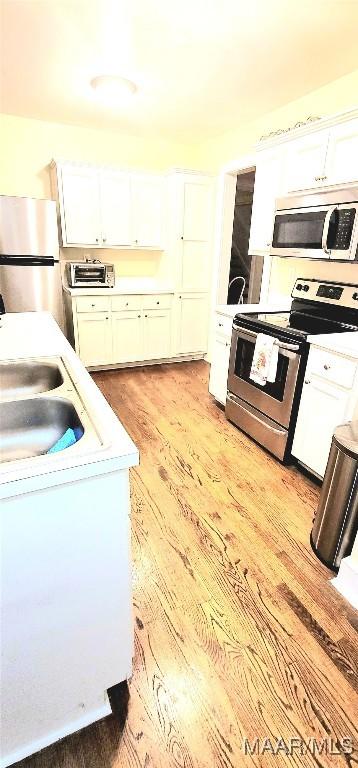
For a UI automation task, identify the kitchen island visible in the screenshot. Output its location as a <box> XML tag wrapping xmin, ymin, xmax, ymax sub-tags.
<box><xmin>0</xmin><ymin>312</ymin><xmax>139</xmax><ymax>768</ymax></box>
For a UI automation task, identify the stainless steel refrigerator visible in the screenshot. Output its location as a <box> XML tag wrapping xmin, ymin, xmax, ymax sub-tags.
<box><xmin>0</xmin><ymin>195</ymin><xmax>65</xmax><ymax>331</ymax></box>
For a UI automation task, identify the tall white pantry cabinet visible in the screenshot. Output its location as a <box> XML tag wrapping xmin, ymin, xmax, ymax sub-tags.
<box><xmin>167</xmin><ymin>171</ymin><xmax>214</xmax><ymax>357</ymax></box>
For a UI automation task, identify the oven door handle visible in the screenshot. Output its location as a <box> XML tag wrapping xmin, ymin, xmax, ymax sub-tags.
<box><xmin>232</xmin><ymin>323</ymin><xmax>300</xmax><ymax>352</ymax></box>
<box><xmin>322</xmin><ymin>205</ymin><xmax>337</xmax><ymax>256</ymax></box>
<box><xmin>277</xmin><ymin>341</ymin><xmax>300</xmax><ymax>352</ymax></box>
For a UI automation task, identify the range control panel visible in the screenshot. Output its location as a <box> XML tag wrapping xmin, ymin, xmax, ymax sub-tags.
<box><xmin>292</xmin><ymin>278</ymin><xmax>358</xmax><ymax>309</ymax></box>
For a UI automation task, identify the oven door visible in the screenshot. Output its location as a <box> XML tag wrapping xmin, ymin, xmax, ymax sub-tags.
<box><xmin>72</xmin><ymin>263</ymin><xmax>107</xmax><ymax>285</ymax></box>
<box><xmin>227</xmin><ymin>324</ymin><xmax>302</xmax><ymax>428</ymax></box>
<box><xmin>270</xmin><ymin>204</ymin><xmax>357</xmax><ymax>260</ymax></box>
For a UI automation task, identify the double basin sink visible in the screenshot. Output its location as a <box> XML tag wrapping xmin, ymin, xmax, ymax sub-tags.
<box><xmin>0</xmin><ymin>358</ymin><xmax>101</xmax><ymax>464</ymax></box>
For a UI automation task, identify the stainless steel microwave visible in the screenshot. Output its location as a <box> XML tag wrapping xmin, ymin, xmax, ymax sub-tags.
<box><xmin>65</xmin><ymin>260</ymin><xmax>115</xmax><ymax>288</ymax></box>
<box><xmin>270</xmin><ymin>185</ymin><xmax>358</xmax><ymax>260</ymax></box>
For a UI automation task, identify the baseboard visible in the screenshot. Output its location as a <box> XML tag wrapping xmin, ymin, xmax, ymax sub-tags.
<box><xmin>0</xmin><ymin>702</ymin><xmax>111</xmax><ymax>768</ymax></box>
<box><xmin>331</xmin><ymin>555</ymin><xmax>358</xmax><ymax>610</ymax></box>
<box><xmin>87</xmin><ymin>354</ymin><xmax>206</xmax><ymax>372</ymax></box>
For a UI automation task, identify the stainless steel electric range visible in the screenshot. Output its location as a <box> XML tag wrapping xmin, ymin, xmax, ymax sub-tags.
<box><xmin>226</xmin><ymin>278</ymin><xmax>358</xmax><ymax>463</ymax></box>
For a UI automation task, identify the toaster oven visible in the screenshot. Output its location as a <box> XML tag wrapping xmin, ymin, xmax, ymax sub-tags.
<box><xmin>66</xmin><ymin>260</ymin><xmax>115</xmax><ymax>288</ymax></box>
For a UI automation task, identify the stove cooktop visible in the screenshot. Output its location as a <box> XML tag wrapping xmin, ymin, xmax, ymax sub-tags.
<box><xmin>234</xmin><ymin>309</ymin><xmax>358</xmax><ymax>341</ymax></box>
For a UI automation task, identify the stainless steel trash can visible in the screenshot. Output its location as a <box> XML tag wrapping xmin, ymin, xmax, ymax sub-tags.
<box><xmin>311</xmin><ymin>421</ymin><xmax>358</xmax><ymax>571</ymax></box>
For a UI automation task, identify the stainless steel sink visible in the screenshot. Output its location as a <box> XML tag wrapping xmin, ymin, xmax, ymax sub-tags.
<box><xmin>0</xmin><ymin>361</ymin><xmax>63</xmax><ymax>400</ymax></box>
<box><xmin>0</xmin><ymin>397</ymin><xmax>84</xmax><ymax>462</ymax></box>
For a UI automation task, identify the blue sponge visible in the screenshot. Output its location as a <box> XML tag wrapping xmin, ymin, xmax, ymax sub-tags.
<box><xmin>47</xmin><ymin>428</ymin><xmax>78</xmax><ymax>454</ymax></box>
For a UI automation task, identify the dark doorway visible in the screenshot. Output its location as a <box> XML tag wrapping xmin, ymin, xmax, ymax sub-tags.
<box><xmin>227</xmin><ymin>170</ymin><xmax>256</xmax><ymax>304</ymax></box>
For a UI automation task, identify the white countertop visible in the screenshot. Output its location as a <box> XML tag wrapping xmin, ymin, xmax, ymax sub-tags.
<box><xmin>63</xmin><ymin>276</ymin><xmax>175</xmax><ymax>297</ymax></box>
<box><xmin>0</xmin><ymin>312</ymin><xmax>139</xmax><ymax>497</ymax></box>
<box><xmin>308</xmin><ymin>330</ymin><xmax>358</xmax><ymax>358</ymax></box>
<box><xmin>215</xmin><ymin>300</ymin><xmax>292</xmax><ymax>319</ymax></box>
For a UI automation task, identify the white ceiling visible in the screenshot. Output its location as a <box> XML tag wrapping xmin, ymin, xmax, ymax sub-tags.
<box><xmin>1</xmin><ymin>0</ymin><xmax>357</xmax><ymax>142</ymax></box>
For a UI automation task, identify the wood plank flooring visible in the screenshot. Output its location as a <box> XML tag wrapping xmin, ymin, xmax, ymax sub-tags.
<box><xmin>16</xmin><ymin>361</ymin><xmax>358</xmax><ymax>767</ymax></box>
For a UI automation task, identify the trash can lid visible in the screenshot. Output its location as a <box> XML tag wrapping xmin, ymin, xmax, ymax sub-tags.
<box><xmin>333</xmin><ymin>421</ymin><xmax>358</xmax><ymax>456</ymax></box>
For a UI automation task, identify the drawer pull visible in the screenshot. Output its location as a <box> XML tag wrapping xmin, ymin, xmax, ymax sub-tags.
<box><xmin>218</xmin><ymin>322</ymin><xmax>223</xmax><ymax>327</ymax></box>
<box><xmin>157</xmin><ymin>301</ymin><xmax>160</xmax><ymax>304</ymax></box>
<box><xmin>323</xmin><ymin>364</ymin><xmax>330</xmax><ymax>370</ymax></box>
<box><xmin>91</xmin><ymin>303</ymin><xmax>95</xmax><ymax>307</ymax></box>
<box><xmin>305</xmin><ymin>379</ymin><xmax>311</xmax><ymax>385</ymax></box>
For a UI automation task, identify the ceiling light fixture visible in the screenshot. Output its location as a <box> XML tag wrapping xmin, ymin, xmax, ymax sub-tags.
<box><xmin>90</xmin><ymin>75</ymin><xmax>137</xmax><ymax>104</ymax></box>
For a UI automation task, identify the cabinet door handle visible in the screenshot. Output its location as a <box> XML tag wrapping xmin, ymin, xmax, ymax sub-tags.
<box><xmin>321</xmin><ymin>175</ymin><xmax>327</xmax><ymax>181</ymax></box>
<box><xmin>91</xmin><ymin>303</ymin><xmax>95</xmax><ymax>307</ymax></box>
<box><xmin>323</xmin><ymin>364</ymin><xmax>330</xmax><ymax>370</ymax></box>
<box><xmin>103</xmin><ymin>236</ymin><xmax>106</xmax><ymax>243</ymax></box>
<box><xmin>305</xmin><ymin>379</ymin><xmax>311</xmax><ymax>385</ymax></box>
<box><xmin>138</xmin><ymin>315</ymin><xmax>141</xmax><ymax>318</ymax></box>
<box><xmin>156</xmin><ymin>301</ymin><xmax>160</xmax><ymax>305</ymax></box>
<box><xmin>105</xmin><ymin>316</ymin><xmax>109</xmax><ymax>320</ymax></box>
<box><xmin>218</xmin><ymin>322</ymin><xmax>223</xmax><ymax>327</ymax></box>
<box><xmin>95</xmin><ymin>237</ymin><xmax>99</xmax><ymax>243</ymax></box>
<box><xmin>314</xmin><ymin>176</ymin><xmax>321</xmax><ymax>181</ymax></box>
<box><xmin>125</xmin><ymin>302</ymin><xmax>129</xmax><ymax>306</ymax></box>
<box><xmin>181</xmin><ymin>236</ymin><xmax>184</xmax><ymax>240</ymax></box>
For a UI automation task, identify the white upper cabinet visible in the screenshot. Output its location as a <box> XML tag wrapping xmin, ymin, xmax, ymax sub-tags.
<box><xmin>169</xmin><ymin>173</ymin><xmax>214</xmax><ymax>293</ymax></box>
<box><xmin>99</xmin><ymin>171</ymin><xmax>132</xmax><ymax>247</ymax></box>
<box><xmin>54</xmin><ymin>162</ymin><xmax>164</xmax><ymax>249</ymax></box>
<box><xmin>284</xmin><ymin>129</ymin><xmax>330</xmax><ymax>192</ymax></box>
<box><xmin>284</xmin><ymin>118</ymin><xmax>358</xmax><ymax>192</ymax></box>
<box><xmin>60</xmin><ymin>166</ymin><xmax>102</xmax><ymax>246</ymax></box>
<box><xmin>182</xmin><ymin>179</ymin><xmax>211</xmax><ymax>241</ymax></box>
<box><xmin>249</xmin><ymin>148</ymin><xmax>284</xmax><ymax>255</ymax></box>
<box><xmin>325</xmin><ymin>118</ymin><xmax>358</xmax><ymax>185</ymax></box>
<box><xmin>131</xmin><ymin>175</ymin><xmax>163</xmax><ymax>249</ymax></box>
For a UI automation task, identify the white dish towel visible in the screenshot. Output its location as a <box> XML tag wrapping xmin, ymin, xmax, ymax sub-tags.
<box><xmin>250</xmin><ymin>333</ymin><xmax>279</xmax><ymax>387</ymax></box>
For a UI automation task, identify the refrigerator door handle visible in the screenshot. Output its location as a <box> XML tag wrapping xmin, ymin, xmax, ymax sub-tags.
<box><xmin>0</xmin><ymin>255</ymin><xmax>56</xmax><ymax>266</ymax></box>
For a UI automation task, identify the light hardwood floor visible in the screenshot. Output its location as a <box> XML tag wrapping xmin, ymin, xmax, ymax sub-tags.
<box><xmin>16</xmin><ymin>361</ymin><xmax>357</xmax><ymax>767</ymax></box>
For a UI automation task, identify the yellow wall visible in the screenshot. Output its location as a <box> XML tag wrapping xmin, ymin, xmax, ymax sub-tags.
<box><xmin>268</xmin><ymin>258</ymin><xmax>358</xmax><ymax>302</ymax></box>
<box><xmin>1</xmin><ymin>69</ymin><xmax>357</xmax><ymax>196</ymax></box>
<box><xmin>197</xmin><ymin>69</ymin><xmax>358</xmax><ymax>171</ymax></box>
<box><xmin>0</xmin><ymin>112</ymin><xmax>197</xmax><ymax>199</ymax></box>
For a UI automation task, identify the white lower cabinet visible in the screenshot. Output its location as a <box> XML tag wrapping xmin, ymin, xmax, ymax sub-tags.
<box><xmin>209</xmin><ymin>334</ymin><xmax>231</xmax><ymax>405</ymax></box>
<box><xmin>112</xmin><ymin>311</ymin><xmax>143</xmax><ymax>363</ymax></box>
<box><xmin>143</xmin><ymin>309</ymin><xmax>171</xmax><ymax>360</ymax></box>
<box><xmin>71</xmin><ymin>291</ymin><xmax>210</xmax><ymax>367</ymax></box>
<box><xmin>292</xmin><ymin>346</ymin><xmax>358</xmax><ymax>478</ymax></box>
<box><xmin>76</xmin><ymin>312</ymin><xmax>112</xmax><ymax>367</ymax></box>
<box><xmin>176</xmin><ymin>293</ymin><xmax>209</xmax><ymax>355</ymax></box>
